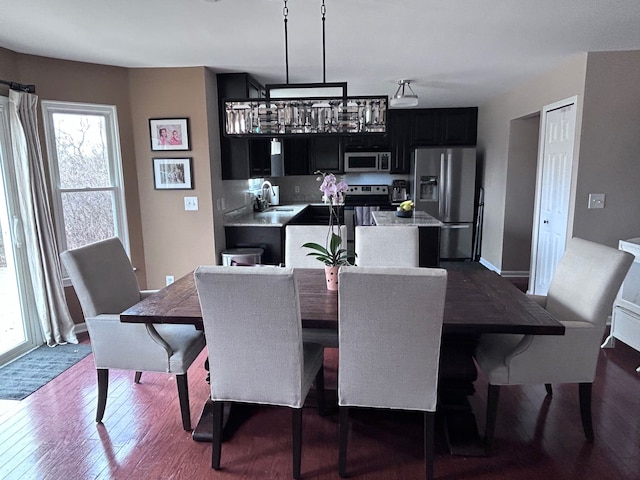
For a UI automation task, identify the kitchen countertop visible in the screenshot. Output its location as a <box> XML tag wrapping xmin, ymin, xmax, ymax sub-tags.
<box><xmin>372</xmin><ymin>210</ymin><xmax>443</xmax><ymax>227</ymax></box>
<box><xmin>224</xmin><ymin>204</ymin><xmax>309</xmax><ymax>227</ymax></box>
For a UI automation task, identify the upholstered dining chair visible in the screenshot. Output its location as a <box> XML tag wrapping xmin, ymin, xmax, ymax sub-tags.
<box><xmin>474</xmin><ymin>237</ymin><xmax>634</xmax><ymax>452</ymax></box>
<box><xmin>285</xmin><ymin>225</ymin><xmax>348</xmax><ymax>268</ymax></box>
<box><xmin>355</xmin><ymin>225</ymin><xmax>419</xmax><ymax>267</ymax></box>
<box><xmin>337</xmin><ymin>266</ymin><xmax>448</xmax><ymax>480</ymax></box>
<box><xmin>285</xmin><ymin>224</ymin><xmax>348</xmax><ymax>349</ymax></box>
<box><xmin>194</xmin><ymin>265</ymin><xmax>325</xmax><ymax>479</ymax></box>
<box><xmin>60</xmin><ymin>237</ymin><xmax>206</xmax><ymax>431</ymax></box>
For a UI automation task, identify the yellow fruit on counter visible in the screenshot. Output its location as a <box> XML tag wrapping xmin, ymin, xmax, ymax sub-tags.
<box><xmin>400</xmin><ymin>200</ymin><xmax>414</xmax><ymax>211</ymax></box>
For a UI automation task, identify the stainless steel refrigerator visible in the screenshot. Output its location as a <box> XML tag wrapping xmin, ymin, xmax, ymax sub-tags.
<box><xmin>412</xmin><ymin>147</ymin><xmax>477</xmax><ymax>260</ymax></box>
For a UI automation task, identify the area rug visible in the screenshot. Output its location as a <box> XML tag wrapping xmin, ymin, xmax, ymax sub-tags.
<box><xmin>0</xmin><ymin>343</ymin><xmax>92</xmax><ymax>400</ymax></box>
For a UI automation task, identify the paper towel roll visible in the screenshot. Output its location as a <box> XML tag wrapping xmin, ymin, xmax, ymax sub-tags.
<box><xmin>270</xmin><ymin>185</ymin><xmax>280</xmax><ymax>205</ymax></box>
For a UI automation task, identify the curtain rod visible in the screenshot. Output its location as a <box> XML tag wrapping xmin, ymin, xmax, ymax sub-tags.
<box><xmin>0</xmin><ymin>79</ymin><xmax>36</xmax><ymax>93</ymax></box>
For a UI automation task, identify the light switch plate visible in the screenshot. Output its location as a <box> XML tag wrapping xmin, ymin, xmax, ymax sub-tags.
<box><xmin>588</xmin><ymin>193</ymin><xmax>605</xmax><ymax>209</ymax></box>
<box><xmin>184</xmin><ymin>196</ymin><xmax>198</xmax><ymax>211</ymax></box>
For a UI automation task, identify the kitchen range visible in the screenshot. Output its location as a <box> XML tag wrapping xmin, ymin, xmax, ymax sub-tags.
<box><xmin>342</xmin><ymin>185</ymin><xmax>393</xmax><ymax>244</ymax></box>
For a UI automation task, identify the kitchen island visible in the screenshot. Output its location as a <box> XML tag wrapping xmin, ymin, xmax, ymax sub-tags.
<box><xmin>371</xmin><ymin>210</ymin><xmax>442</xmax><ymax>267</ymax></box>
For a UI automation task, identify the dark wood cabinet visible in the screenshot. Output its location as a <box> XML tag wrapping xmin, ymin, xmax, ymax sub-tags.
<box><xmin>225</xmin><ymin>226</ymin><xmax>283</xmax><ymax>265</ymax></box>
<box><xmin>310</xmin><ymin>136</ymin><xmax>342</xmax><ymax>173</ymax></box>
<box><xmin>342</xmin><ymin>133</ymin><xmax>389</xmax><ymax>150</ymax></box>
<box><xmin>388</xmin><ymin>110</ymin><xmax>412</xmax><ymax>173</ymax></box>
<box><xmin>411</xmin><ymin>107</ymin><xmax>478</xmax><ymax>147</ymax></box>
<box><xmin>218</xmin><ymin>73</ymin><xmax>268</xmax><ymax>180</ymax></box>
<box><xmin>283</xmin><ymin>138</ymin><xmax>310</xmax><ymax>175</ymax></box>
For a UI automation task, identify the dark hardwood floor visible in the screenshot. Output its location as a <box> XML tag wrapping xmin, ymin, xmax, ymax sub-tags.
<box><xmin>1</xmin><ymin>331</ymin><xmax>639</xmax><ymax>479</ymax></box>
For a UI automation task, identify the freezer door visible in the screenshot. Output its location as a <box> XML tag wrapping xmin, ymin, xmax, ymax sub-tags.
<box><xmin>440</xmin><ymin>223</ymin><xmax>474</xmax><ymax>260</ymax></box>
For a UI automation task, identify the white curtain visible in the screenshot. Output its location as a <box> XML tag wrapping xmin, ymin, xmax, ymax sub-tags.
<box><xmin>8</xmin><ymin>90</ymin><xmax>77</xmax><ymax>346</ymax></box>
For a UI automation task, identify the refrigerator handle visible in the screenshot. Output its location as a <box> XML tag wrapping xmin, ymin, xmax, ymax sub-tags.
<box><xmin>440</xmin><ymin>151</ymin><xmax>453</xmax><ymax>221</ymax></box>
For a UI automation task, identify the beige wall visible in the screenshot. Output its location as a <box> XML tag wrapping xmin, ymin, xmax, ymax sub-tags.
<box><xmin>574</xmin><ymin>51</ymin><xmax>640</xmax><ymax>245</ymax></box>
<box><xmin>477</xmin><ymin>54</ymin><xmax>588</xmax><ymax>271</ymax></box>
<box><xmin>1</xmin><ymin>50</ymin><xmax>146</xmax><ymax>322</ymax></box>
<box><xmin>128</xmin><ymin>67</ymin><xmax>216</xmax><ymax>288</ymax></box>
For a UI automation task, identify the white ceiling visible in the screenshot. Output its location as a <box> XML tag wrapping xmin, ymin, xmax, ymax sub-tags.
<box><xmin>2</xmin><ymin>0</ymin><xmax>640</xmax><ymax>107</ymax></box>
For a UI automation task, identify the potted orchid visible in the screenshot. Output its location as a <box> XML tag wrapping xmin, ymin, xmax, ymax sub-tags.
<box><xmin>303</xmin><ymin>171</ymin><xmax>355</xmax><ymax>289</ymax></box>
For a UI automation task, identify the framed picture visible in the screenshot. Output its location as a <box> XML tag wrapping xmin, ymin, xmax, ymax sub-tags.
<box><xmin>153</xmin><ymin>158</ymin><xmax>193</xmax><ymax>190</ymax></box>
<box><xmin>149</xmin><ymin>118</ymin><xmax>190</xmax><ymax>151</ymax></box>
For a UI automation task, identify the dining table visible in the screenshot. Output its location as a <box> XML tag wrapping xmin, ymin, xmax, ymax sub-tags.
<box><xmin>121</xmin><ymin>262</ymin><xmax>564</xmax><ymax>456</ymax></box>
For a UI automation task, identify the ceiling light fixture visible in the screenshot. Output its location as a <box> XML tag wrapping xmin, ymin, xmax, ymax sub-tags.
<box><xmin>390</xmin><ymin>79</ymin><xmax>419</xmax><ymax>107</ymax></box>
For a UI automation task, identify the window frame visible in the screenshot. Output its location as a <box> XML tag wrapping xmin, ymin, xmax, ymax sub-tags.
<box><xmin>41</xmin><ymin>101</ymin><xmax>130</xmax><ymax>278</ymax></box>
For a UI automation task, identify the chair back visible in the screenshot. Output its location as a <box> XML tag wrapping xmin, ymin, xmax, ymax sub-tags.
<box><xmin>338</xmin><ymin>266</ymin><xmax>447</xmax><ymax>412</ymax></box>
<box><xmin>355</xmin><ymin>226</ymin><xmax>419</xmax><ymax>267</ymax></box>
<box><xmin>194</xmin><ymin>266</ymin><xmax>306</xmax><ymax>407</ymax></box>
<box><xmin>60</xmin><ymin>237</ymin><xmax>141</xmax><ymax>317</ymax></box>
<box><xmin>285</xmin><ymin>225</ymin><xmax>348</xmax><ymax>268</ymax></box>
<box><xmin>546</xmin><ymin>237</ymin><xmax>634</xmax><ymax>326</ymax></box>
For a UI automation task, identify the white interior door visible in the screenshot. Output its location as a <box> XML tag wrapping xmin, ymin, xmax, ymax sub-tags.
<box><xmin>529</xmin><ymin>97</ymin><xmax>578</xmax><ymax>295</ymax></box>
<box><xmin>0</xmin><ymin>97</ymin><xmax>40</xmax><ymax>365</ymax></box>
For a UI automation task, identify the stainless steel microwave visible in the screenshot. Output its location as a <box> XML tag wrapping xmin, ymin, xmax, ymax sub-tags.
<box><xmin>344</xmin><ymin>151</ymin><xmax>391</xmax><ymax>173</ymax></box>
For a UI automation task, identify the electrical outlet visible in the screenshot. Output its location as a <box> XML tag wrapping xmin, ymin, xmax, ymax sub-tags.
<box><xmin>165</xmin><ymin>275</ymin><xmax>175</xmax><ymax>285</ymax></box>
<box><xmin>184</xmin><ymin>196</ymin><xmax>198</xmax><ymax>211</ymax></box>
<box><xmin>588</xmin><ymin>193</ymin><xmax>605</xmax><ymax>209</ymax></box>
<box><xmin>295</xmin><ymin>185</ymin><xmax>300</xmax><ymax>193</ymax></box>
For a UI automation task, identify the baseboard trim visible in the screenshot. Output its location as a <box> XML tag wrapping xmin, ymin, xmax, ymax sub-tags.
<box><xmin>478</xmin><ymin>258</ymin><xmax>530</xmax><ymax>279</ymax></box>
<box><xmin>73</xmin><ymin>323</ymin><xmax>88</xmax><ymax>335</ymax></box>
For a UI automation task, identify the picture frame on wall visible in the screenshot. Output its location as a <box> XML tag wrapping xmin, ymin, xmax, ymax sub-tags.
<box><xmin>153</xmin><ymin>157</ymin><xmax>193</xmax><ymax>190</ymax></box>
<box><xmin>149</xmin><ymin>118</ymin><xmax>190</xmax><ymax>151</ymax></box>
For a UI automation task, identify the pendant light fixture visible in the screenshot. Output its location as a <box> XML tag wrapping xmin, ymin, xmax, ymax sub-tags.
<box><xmin>390</xmin><ymin>79</ymin><xmax>419</xmax><ymax>107</ymax></box>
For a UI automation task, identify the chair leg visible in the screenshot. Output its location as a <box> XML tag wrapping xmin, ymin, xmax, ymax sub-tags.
<box><xmin>315</xmin><ymin>364</ymin><xmax>326</xmax><ymax>417</ymax></box>
<box><xmin>338</xmin><ymin>406</ymin><xmax>349</xmax><ymax>478</ymax></box>
<box><xmin>134</xmin><ymin>371</ymin><xmax>142</xmax><ymax>383</ymax></box>
<box><xmin>96</xmin><ymin>368</ymin><xmax>109</xmax><ymax>423</ymax></box>
<box><xmin>545</xmin><ymin>383</ymin><xmax>553</xmax><ymax>396</ymax></box>
<box><xmin>292</xmin><ymin>408</ymin><xmax>302</xmax><ymax>479</ymax></box>
<box><xmin>211</xmin><ymin>400</ymin><xmax>223</xmax><ymax>469</ymax></box>
<box><xmin>424</xmin><ymin>411</ymin><xmax>435</xmax><ymax>480</ymax></box>
<box><xmin>176</xmin><ymin>374</ymin><xmax>191</xmax><ymax>431</ymax></box>
<box><xmin>579</xmin><ymin>382</ymin><xmax>594</xmax><ymax>442</ymax></box>
<box><xmin>485</xmin><ymin>384</ymin><xmax>500</xmax><ymax>454</ymax></box>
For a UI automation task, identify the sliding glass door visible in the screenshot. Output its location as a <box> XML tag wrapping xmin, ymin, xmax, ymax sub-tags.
<box><xmin>0</xmin><ymin>97</ymin><xmax>40</xmax><ymax>366</ymax></box>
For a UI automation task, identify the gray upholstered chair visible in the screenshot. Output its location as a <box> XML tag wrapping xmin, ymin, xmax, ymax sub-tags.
<box><xmin>285</xmin><ymin>224</ymin><xmax>348</xmax><ymax>349</ymax></box>
<box><xmin>337</xmin><ymin>266</ymin><xmax>447</xmax><ymax>480</ymax></box>
<box><xmin>355</xmin><ymin>225</ymin><xmax>419</xmax><ymax>267</ymax></box>
<box><xmin>285</xmin><ymin>225</ymin><xmax>348</xmax><ymax>268</ymax></box>
<box><xmin>60</xmin><ymin>237</ymin><xmax>206</xmax><ymax>431</ymax></box>
<box><xmin>474</xmin><ymin>237</ymin><xmax>634</xmax><ymax>451</ymax></box>
<box><xmin>194</xmin><ymin>265</ymin><xmax>325</xmax><ymax>479</ymax></box>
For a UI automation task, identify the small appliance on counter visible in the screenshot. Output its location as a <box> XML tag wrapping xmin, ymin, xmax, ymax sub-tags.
<box><xmin>391</xmin><ymin>180</ymin><xmax>409</xmax><ymax>204</ymax></box>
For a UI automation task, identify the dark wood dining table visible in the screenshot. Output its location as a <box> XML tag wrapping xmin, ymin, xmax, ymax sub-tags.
<box><xmin>121</xmin><ymin>263</ymin><xmax>564</xmax><ymax>455</ymax></box>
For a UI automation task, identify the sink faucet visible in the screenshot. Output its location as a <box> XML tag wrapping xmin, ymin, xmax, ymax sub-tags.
<box><xmin>261</xmin><ymin>180</ymin><xmax>273</xmax><ymax>208</ymax></box>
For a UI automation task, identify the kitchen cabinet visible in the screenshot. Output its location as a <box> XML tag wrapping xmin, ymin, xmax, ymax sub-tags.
<box><xmin>412</xmin><ymin>108</ymin><xmax>478</xmax><ymax>146</ymax></box>
<box><xmin>310</xmin><ymin>136</ymin><xmax>343</xmax><ymax>173</ymax></box>
<box><xmin>388</xmin><ymin>109</ymin><xmax>412</xmax><ymax>173</ymax></box>
<box><xmin>342</xmin><ymin>133</ymin><xmax>389</xmax><ymax>150</ymax></box>
<box><xmin>283</xmin><ymin>138</ymin><xmax>310</xmax><ymax>175</ymax></box>
<box><xmin>217</xmin><ymin>73</ymin><xmax>268</xmax><ymax>180</ymax></box>
<box><xmin>225</xmin><ymin>226</ymin><xmax>284</xmax><ymax>265</ymax></box>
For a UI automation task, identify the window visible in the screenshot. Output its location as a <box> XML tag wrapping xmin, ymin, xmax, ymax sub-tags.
<box><xmin>42</xmin><ymin>101</ymin><xmax>129</xmax><ymax>267</ymax></box>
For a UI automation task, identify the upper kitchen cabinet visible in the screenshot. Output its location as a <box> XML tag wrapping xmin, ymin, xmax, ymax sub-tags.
<box><xmin>388</xmin><ymin>109</ymin><xmax>412</xmax><ymax>173</ymax></box>
<box><xmin>282</xmin><ymin>138</ymin><xmax>310</xmax><ymax>175</ymax></box>
<box><xmin>412</xmin><ymin>107</ymin><xmax>478</xmax><ymax>146</ymax></box>
<box><xmin>310</xmin><ymin>136</ymin><xmax>342</xmax><ymax>173</ymax></box>
<box><xmin>217</xmin><ymin>73</ymin><xmax>267</xmax><ymax>179</ymax></box>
